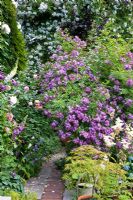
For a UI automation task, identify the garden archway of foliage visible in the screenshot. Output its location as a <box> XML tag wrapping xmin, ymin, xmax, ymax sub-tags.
<box><xmin>0</xmin><ymin>0</ymin><xmax>133</xmax><ymax>198</ymax></box>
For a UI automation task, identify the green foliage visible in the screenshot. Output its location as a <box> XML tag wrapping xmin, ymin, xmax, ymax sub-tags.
<box><xmin>0</xmin><ymin>91</ymin><xmax>24</xmax><ymax>192</ymax></box>
<box><xmin>63</xmin><ymin>145</ymin><xmax>132</xmax><ymax>199</ymax></box>
<box><xmin>0</xmin><ymin>0</ymin><xmax>27</xmax><ymax>73</ymax></box>
<box><xmin>12</xmin><ymin>104</ymin><xmax>61</xmax><ymax>178</ymax></box>
<box><xmin>88</xmin><ymin>0</ymin><xmax>133</xmax><ymax>40</ymax></box>
<box><xmin>0</xmin><ymin>190</ymin><xmax>37</xmax><ymax>200</ymax></box>
<box><xmin>87</xmin><ymin>36</ymin><xmax>131</xmax><ymax>80</ymax></box>
<box><xmin>86</xmin><ymin>34</ymin><xmax>133</xmax><ymax>120</ymax></box>
<box><xmin>0</xmin><ymin>172</ymin><xmax>24</xmax><ymax>193</ymax></box>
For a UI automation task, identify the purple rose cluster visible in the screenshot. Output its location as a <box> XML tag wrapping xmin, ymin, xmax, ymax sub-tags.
<box><xmin>121</xmin><ymin>51</ymin><xmax>133</xmax><ymax>87</ymax></box>
<box><xmin>0</xmin><ymin>70</ymin><xmax>26</xmax><ymax>139</ymax></box>
<box><xmin>40</xmin><ymin>34</ymin><xmax>86</xmax><ymax>92</ymax></box>
<box><xmin>13</xmin><ymin>123</ymin><xmax>25</xmax><ymax>139</ymax></box>
<box><xmin>38</xmin><ymin>32</ymin><xmax>133</xmax><ymax>152</ymax></box>
<box><xmin>0</xmin><ymin>71</ymin><xmax>6</xmax><ymax>92</ymax></box>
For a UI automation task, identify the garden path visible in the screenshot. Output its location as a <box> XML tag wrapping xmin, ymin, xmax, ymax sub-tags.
<box><xmin>24</xmin><ymin>151</ymin><xmax>66</xmax><ymax>200</ymax></box>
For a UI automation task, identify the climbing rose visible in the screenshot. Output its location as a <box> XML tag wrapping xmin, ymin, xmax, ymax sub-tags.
<box><xmin>7</xmin><ymin>113</ymin><xmax>14</xmax><ymax>122</ymax></box>
<box><xmin>24</xmin><ymin>86</ymin><xmax>29</xmax><ymax>92</ymax></box>
<box><xmin>126</xmin><ymin>79</ymin><xmax>133</xmax><ymax>87</ymax></box>
<box><xmin>10</xmin><ymin>96</ymin><xmax>17</xmax><ymax>105</ymax></box>
<box><xmin>1</xmin><ymin>23</ymin><xmax>11</xmax><ymax>34</ymax></box>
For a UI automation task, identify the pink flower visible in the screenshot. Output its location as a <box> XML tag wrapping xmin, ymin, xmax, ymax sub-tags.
<box><xmin>7</xmin><ymin>113</ymin><xmax>14</xmax><ymax>122</ymax></box>
<box><xmin>24</xmin><ymin>86</ymin><xmax>29</xmax><ymax>92</ymax></box>
<box><xmin>6</xmin><ymin>85</ymin><xmax>11</xmax><ymax>91</ymax></box>
<box><xmin>5</xmin><ymin>127</ymin><xmax>11</xmax><ymax>133</ymax></box>
<box><xmin>33</xmin><ymin>74</ymin><xmax>39</xmax><ymax>80</ymax></box>
<box><xmin>126</xmin><ymin>79</ymin><xmax>133</xmax><ymax>87</ymax></box>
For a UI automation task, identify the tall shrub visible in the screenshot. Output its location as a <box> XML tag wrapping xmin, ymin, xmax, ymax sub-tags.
<box><xmin>0</xmin><ymin>0</ymin><xmax>27</xmax><ymax>73</ymax></box>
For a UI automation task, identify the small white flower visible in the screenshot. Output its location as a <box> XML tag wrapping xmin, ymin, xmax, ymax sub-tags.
<box><xmin>10</xmin><ymin>96</ymin><xmax>17</xmax><ymax>105</ymax></box>
<box><xmin>121</xmin><ymin>139</ymin><xmax>130</xmax><ymax>150</ymax></box>
<box><xmin>17</xmin><ymin>22</ymin><xmax>21</xmax><ymax>30</ymax></box>
<box><xmin>126</xmin><ymin>124</ymin><xmax>133</xmax><ymax>139</ymax></box>
<box><xmin>103</xmin><ymin>135</ymin><xmax>115</xmax><ymax>147</ymax></box>
<box><xmin>28</xmin><ymin>101</ymin><xmax>33</xmax><ymax>106</ymax></box>
<box><xmin>1</xmin><ymin>23</ymin><xmax>11</xmax><ymax>34</ymax></box>
<box><xmin>35</xmin><ymin>100</ymin><xmax>40</xmax><ymax>104</ymax></box>
<box><xmin>12</xmin><ymin>0</ymin><xmax>18</xmax><ymax>8</ymax></box>
<box><xmin>103</xmin><ymin>155</ymin><xmax>109</xmax><ymax>161</ymax></box>
<box><xmin>100</xmin><ymin>163</ymin><xmax>106</xmax><ymax>170</ymax></box>
<box><xmin>33</xmin><ymin>74</ymin><xmax>38</xmax><ymax>79</ymax></box>
<box><xmin>38</xmin><ymin>3</ymin><xmax>48</xmax><ymax>12</ymax></box>
<box><xmin>112</xmin><ymin>117</ymin><xmax>123</xmax><ymax>132</ymax></box>
<box><xmin>54</xmin><ymin>0</ymin><xmax>60</xmax><ymax>6</ymax></box>
<box><xmin>28</xmin><ymin>143</ymin><xmax>32</xmax><ymax>148</ymax></box>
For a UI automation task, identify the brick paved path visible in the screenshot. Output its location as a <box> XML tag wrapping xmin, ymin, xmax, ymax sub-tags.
<box><xmin>41</xmin><ymin>161</ymin><xmax>64</xmax><ymax>200</ymax></box>
<box><xmin>25</xmin><ymin>151</ymin><xmax>66</xmax><ymax>200</ymax></box>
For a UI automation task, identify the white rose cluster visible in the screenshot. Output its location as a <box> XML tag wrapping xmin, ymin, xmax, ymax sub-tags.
<box><xmin>10</xmin><ymin>96</ymin><xmax>17</xmax><ymax>105</ymax></box>
<box><xmin>103</xmin><ymin>135</ymin><xmax>115</xmax><ymax>147</ymax></box>
<box><xmin>38</xmin><ymin>3</ymin><xmax>48</xmax><ymax>12</ymax></box>
<box><xmin>1</xmin><ymin>22</ymin><xmax>11</xmax><ymax>34</ymax></box>
<box><xmin>112</xmin><ymin>117</ymin><xmax>124</xmax><ymax>133</ymax></box>
<box><xmin>12</xmin><ymin>0</ymin><xmax>18</xmax><ymax>8</ymax></box>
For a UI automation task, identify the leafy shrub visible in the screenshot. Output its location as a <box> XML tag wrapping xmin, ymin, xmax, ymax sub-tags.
<box><xmin>16</xmin><ymin>0</ymin><xmax>92</xmax><ymax>67</ymax></box>
<box><xmin>85</xmin><ymin>36</ymin><xmax>133</xmax><ymax>160</ymax></box>
<box><xmin>0</xmin><ymin>75</ymin><xmax>24</xmax><ymax>192</ymax></box>
<box><xmin>34</xmin><ymin>32</ymin><xmax>132</xmax><ymax>161</ymax></box>
<box><xmin>89</xmin><ymin>0</ymin><xmax>133</xmax><ymax>39</ymax></box>
<box><xmin>5</xmin><ymin>66</ymin><xmax>61</xmax><ymax>178</ymax></box>
<box><xmin>0</xmin><ymin>0</ymin><xmax>27</xmax><ymax>73</ymax></box>
<box><xmin>0</xmin><ymin>190</ymin><xmax>37</xmax><ymax>200</ymax></box>
<box><xmin>63</xmin><ymin>145</ymin><xmax>132</xmax><ymax>199</ymax></box>
<box><xmin>13</xmin><ymin>104</ymin><xmax>61</xmax><ymax>178</ymax></box>
<box><xmin>0</xmin><ymin>172</ymin><xmax>24</xmax><ymax>193</ymax></box>
<box><xmin>16</xmin><ymin>0</ymin><xmax>133</xmax><ymax>69</ymax></box>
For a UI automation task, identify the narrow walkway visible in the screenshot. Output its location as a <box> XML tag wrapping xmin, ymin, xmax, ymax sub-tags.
<box><xmin>25</xmin><ymin>151</ymin><xmax>66</xmax><ymax>200</ymax></box>
<box><xmin>41</xmin><ymin>161</ymin><xmax>64</xmax><ymax>200</ymax></box>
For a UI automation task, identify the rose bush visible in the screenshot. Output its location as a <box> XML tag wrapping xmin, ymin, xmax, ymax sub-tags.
<box><xmin>0</xmin><ymin>71</ymin><xmax>24</xmax><ymax>192</ymax></box>
<box><xmin>33</xmin><ymin>31</ymin><xmax>133</xmax><ymax>167</ymax></box>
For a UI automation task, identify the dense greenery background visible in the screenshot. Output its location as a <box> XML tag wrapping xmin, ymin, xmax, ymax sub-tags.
<box><xmin>0</xmin><ymin>0</ymin><xmax>133</xmax><ymax>199</ymax></box>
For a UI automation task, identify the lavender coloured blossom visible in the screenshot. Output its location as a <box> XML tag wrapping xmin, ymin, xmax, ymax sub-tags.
<box><xmin>0</xmin><ymin>84</ymin><xmax>6</xmax><ymax>92</ymax></box>
<box><xmin>124</xmin><ymin>64</ymin><xmax>132</xmax><ymax>70</ymax></box>
<box><xmin>126</xmin><ymin>79</ymin><xmax>133</xmax><ymax>87</ymax></box>
<box><xmin>0</xmin><ymin>71</ymin><xmax>5</xmax><ymax>80</ymax></box>
<box><xmin>51</xmin><ymin>120</ymin><xmax>58</xmax><ymax>128</ymax></box>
